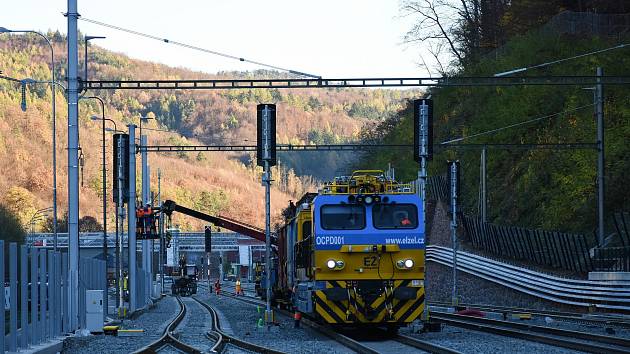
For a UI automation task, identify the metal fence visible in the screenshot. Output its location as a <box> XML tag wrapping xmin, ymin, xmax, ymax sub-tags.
<box><xmin>461</xmin><ymin>215</ymin><xmax>593</xmax><ymax>273</ymax></box>
<box><xmin>592</xmin><ymin>247</ymin><xmax>630</xmax><ymax>272</ymax></box>
<box><xmin>613</xmin><ymin>212</ymin><xmax>630</xmax><ymax>248</ymax></box>
<box><xmin>426</xmin><ymin>175</ymin><xmax>449</xmax><ymax>202</ymax></box>
<box><xmin>0</xmin><ymin>241</ymin><xmax>105</xmax><ymax>352</ymax></box>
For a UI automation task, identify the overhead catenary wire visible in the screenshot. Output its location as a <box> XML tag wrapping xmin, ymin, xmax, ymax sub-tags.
<box><xmin>77</xmin><ymin>16</ymin><xmax>321</xmax><ymax>79</ymax></box>
<box><xmin>494</xmin><ymin>42</ymin><xmax>630</xmax><ymax>76</ymax></box>
<box><xmin>441</xmin><ymin>103</ymin><xmax>595</xmax><ymax>144</ymax></box>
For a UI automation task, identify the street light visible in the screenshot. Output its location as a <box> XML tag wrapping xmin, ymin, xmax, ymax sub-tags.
<box><xmin>0</xmin><ymin>27</ymin><xmax>59</xmax><ymax>250</ymax></box>
<box><xmin>28</xmin><ymin>207</ymin><xmax>52</xmax><ymax>233</ymax></box>
<box><xmin>91</xmin><ymin>115</ymin><xmax>118</xmax><ymax>131</ymax></box>
<box><xmin>139</xmin><ymin>116</ymin><xmax>154</xmax><ymax>139</ymax></box>
<box><xmin>105</xmin><ymin>127</ymin><xmax>125</xmax><ymax>134</ymax></box>
<box><xmin>84</xmin><ymin>35</ymin><xmax>106</xmax><ymax>89</ymax></box>
<box><xmin>83</xmin><ymin>98</ymin><xmax>109</xmax><ymax>288</ymax></box>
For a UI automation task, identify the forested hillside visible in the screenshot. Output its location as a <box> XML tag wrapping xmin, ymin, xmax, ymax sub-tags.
<box><xmin>358</xmin><ymin>3</ymin><xmax>630</xmax><ymax>234</ymax></box>
<box><xmin>0</xmin><ymin>34</ymin><xmax>418</xmax><ymax>231</ymax></box>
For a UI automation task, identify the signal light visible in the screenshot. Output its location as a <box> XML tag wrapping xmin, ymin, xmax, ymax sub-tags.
<box><xmin>413</xmin><ymin>98</ymin><xmax>433</xmax><ymax>162</ymax></box>
<box><xmin>204</xmin><ymin>226</ymin><xmax>212</xmax><ymax>253</ymax></box>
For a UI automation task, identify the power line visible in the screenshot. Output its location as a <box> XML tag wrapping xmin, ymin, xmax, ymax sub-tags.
<box><xmin>441</xmin><ymin>103</ymin><xmax>595</xmax><ymax>144</ymax></box>
<box><xmin>78</xmin><ymin>16</ymin><xmax>321</xmax><ymax>79</ymax></box>
<box><xmin>495</xmin><ymin>42</ymin><xmax>630</xmax><ymax>76</ymax></box>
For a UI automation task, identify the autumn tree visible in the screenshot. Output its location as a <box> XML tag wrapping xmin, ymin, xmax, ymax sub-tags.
<box><xmin>0</xmin><ymin>204</ymin><xmax>26</xmax><ymax>244</ymax></box>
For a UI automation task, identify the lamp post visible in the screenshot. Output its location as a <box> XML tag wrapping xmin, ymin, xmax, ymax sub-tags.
<box><xmin>27</xmin><ymin>207</ymin><xmax>52</xmax><ymax>233</ymax></box>
<box><xmin>84</xmin><ymin>97</ymin><xmax>108</xmax><ymax>264</ymax></box>
<box><xmin>84</xmin><ymin>35</ymin><xmax>106</xmax><ymax>90</ymax></box>
<box><xmin>83</xmin><ymin>96</ymin><xmax>109</xmax><ymax>315</ymax></box>
<box><xmin>90</xmin><ymin>113</ymin><xmax>117</xmax><ymax>256</ymax></box>
<box><xmin>0</xmin><ymin>27</ymin><xmax>58</xmax><ymax>251</ymax></box>
<box><xmin>139</xmin><ymin>116</ymin><xmax>154</xmax><ymax>303</ymax></box>
<box><xmin>103</xmin><ymin>126</ymin><xmax>124</xmax><ymax>309</ymax></box>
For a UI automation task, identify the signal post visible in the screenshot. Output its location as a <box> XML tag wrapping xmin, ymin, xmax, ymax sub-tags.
<box><xmin>257</xmin><ymin>104</ymin><xmax>276</xmax><ymax>328</ymax></box>
<box><xmin>414</xmin><ymin>98</ymin><xmax>432</xmax><ymax>319</ymax></box>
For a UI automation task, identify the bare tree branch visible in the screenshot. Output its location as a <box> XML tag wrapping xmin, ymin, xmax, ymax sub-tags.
<box><xmin>400</xmin><ymin>0</ymin><xmax>464</xmax><ymax>67</ymax></box>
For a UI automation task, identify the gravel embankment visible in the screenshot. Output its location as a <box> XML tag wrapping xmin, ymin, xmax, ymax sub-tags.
<box><xmin>402</xmin><ymin>325</ymin><xmax>583</xmax><ymax>354</ymax></box>
<box><xmin>62</xmin><ymin>296</ymin><xmax>178</xmax><ymax>353</ymax></box>
<box><xmin>197</xmin><ymin>292</ymin><xmax>354</xmax><ymax>354</ymax></box>
<box><xmin>428</xmin><ymin>201</ymin><xmax>587</xmax><ymax>279</ymax></box>
<box><xmin>426</xmin><ymin>261</ymin><xmax>582</xmax><ymax>312</ymax></box>
<box><xmin>427</xmin><ymin>201</ymin><xmax>588</xmax><ymax>312</ymax></box>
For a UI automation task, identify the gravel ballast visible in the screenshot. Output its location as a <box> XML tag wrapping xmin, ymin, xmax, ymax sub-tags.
<box><xmin>198</xmin><ymin>291</ymin><xmax>354</xmax><ymax>354</ymax></box>
<box><xmin>402</xmin><ymin>325</ymin><xmax>582</xmax><ymax>354</ymax></box>
<box><xmin>62</xmin><ymin>296</ymin><xmax>179</xmax><ymax>354</ymax></box>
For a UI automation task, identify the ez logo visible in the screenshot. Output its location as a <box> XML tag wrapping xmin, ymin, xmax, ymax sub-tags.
<box><xmin>363</xmin><ymin>256</ymin><xmax>378</xmax><ymax>268</ymax></box>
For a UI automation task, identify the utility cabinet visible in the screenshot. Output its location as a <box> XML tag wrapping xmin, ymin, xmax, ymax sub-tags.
<box><xmin>86</xmin><ymin>290</ymin><xmax>104</xmax><ymax>333</ymax></box>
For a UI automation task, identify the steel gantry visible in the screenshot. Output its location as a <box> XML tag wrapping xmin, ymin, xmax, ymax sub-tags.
<box><xmin>138</xmin><ymin>142</ymin><xmax>598</xmax><ymax>153</ymax></box>
<box><xmin>82</xmin><ymin>75</ymin><xmax>630</xmax><ymax>90</ymax></box>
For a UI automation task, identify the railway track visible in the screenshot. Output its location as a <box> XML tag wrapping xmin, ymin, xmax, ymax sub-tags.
<box><xmin>134</xmin><ymin>294</ymin><xmax>285</xmax><ymax>353</ymax></box>
<box><xmin>133</xmin><ymin>296</ymin><xmax>202</xmax><ymax>354</ymax></box>
<box><xmin>216</xmin><ymin>284</ymin><xmax>462</xmax><ymax>354</ymax></box>
<box><xmin>192</xmin><ymin>296</ymin><xmax>286</xmax><ymax>354</ymax></box>
<box><xmin>431</xmin><ymin>311</ymin><xmax>630</xmax><ymax>354</ymax></box>
<box><xmin>429</xmin><ymin>301</ymin><xmax>630</xmax><ymax>329</ymax></box>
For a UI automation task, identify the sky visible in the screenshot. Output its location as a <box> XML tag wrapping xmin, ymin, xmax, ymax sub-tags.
<box><xmin>1</xmin><ymin>0</ymin><xmax>430</xmax><ymax>78</ymax></box>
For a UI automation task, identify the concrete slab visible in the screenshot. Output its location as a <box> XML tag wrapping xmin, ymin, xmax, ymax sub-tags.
<box><xmin>588</xmin><ymin>272</ymin><xmax>630</xmax><ymax>281</ymax></box>
<box><xmin>21</xmin><ymin>339</ymin><xmax>64</xmax><ymax>354</ymax></box>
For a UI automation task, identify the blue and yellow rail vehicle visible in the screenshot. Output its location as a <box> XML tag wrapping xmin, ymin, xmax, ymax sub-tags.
<box><xmin>279</xmin><ymin>170</ymin><xmax>426</xmax><ymax>331</ymax></box>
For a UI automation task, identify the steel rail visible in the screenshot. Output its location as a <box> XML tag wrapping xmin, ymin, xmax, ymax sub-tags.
<box><xmin>191</xmin><ymin>296</ymin><xmax>286</xmax><ymax>354</ymax></box>
<box><xmin>395</xmin><ymin>334</ymin><xmax>462</xmax><ymax>354</ymax></box>
<box><xmin>216</xmin><ymin>284</ymin><xmax>461</xmax><ymax>354</ymax></box>
<box><xmin>428</xmin><ymin>301</ymin><xmax>630</xmax><ymax>329</ymax></box>
<box><xmin>427</xmin><ymin>246</ymin><xmax>630</xmax><ymax>311</ymax></box>
<box><xmin>133</xmin><ymin>296</ymin><xmax>202</xmax><ymax>354</ymax></box>
<box><xmin>431</xmin><ymin>312</ymin><xmax>630</xmax><ymax>354</ymax></box>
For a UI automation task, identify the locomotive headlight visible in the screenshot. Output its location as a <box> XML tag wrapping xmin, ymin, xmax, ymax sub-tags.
<box><xmin>326</xmin><ymin>259</ymin><xmax>336</xmax><ymax>269</ymax></box>
<box><xmin>336</xmin><ymin>260</ymin><xmax>345</xmax><ymax>269</ymax></box>
<box><xmin>364</xmin><ymin>196</ymin><xmax>373</xmax><ymax>204</ymax></box>
<box><xmin>397</xmin><ymin>259</ymin><xmax>415</xmax><ymax>269</ymax></box>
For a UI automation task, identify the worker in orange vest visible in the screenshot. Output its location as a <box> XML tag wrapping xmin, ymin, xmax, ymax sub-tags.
<box><xmin>136</xmin><ymin>207</ymin><xmax>145</xmax><ymax>236</ymax></box>
<box><xmin>214</xmin><ymin>279</ymin><xmax>221</xmax><ymax>295</ymax></box>
<box><xmin>235</xmin><ymin>278</ymin><xmax>243</xmax><ymax>296</ymax></box>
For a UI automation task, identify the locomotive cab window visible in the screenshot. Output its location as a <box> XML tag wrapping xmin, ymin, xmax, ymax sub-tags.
<box><xmin>372</xmin><ymin>204</ymin><xmax>418</xmax><ymax>229</ymax></box>
<box><xmin>321</xmin><ymin>205</ymin><xmax>365</xmax><ymax>230</ymax></box>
